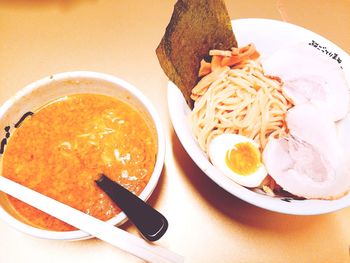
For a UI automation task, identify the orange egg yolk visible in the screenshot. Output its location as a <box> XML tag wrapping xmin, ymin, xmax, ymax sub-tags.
<box><xmin>225</xmin><ymin>142</ymin><xmax>261</xmax><ymax>176</ymax></box>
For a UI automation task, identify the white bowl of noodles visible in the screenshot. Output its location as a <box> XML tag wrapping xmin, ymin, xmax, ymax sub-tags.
<box><xmin>168</xmin><ymin>18</ymin><xmax>350</xmax><ymax>215</ymax></box>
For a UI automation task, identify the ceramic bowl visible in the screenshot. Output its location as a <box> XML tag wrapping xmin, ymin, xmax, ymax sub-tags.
<box><xmin>0</xmin><ymin>71</ymin><xmax>165</xmax><ymax>240</ymax></box>
<box><xmin>168</xmin><ymin>19</ymin><xmax>350</xmax><ymax>215</ymax></box>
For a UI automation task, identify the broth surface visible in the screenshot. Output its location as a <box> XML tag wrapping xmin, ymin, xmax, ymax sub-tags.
<box><xmin>2</xmin><ymin>94</ymin><xmax>157</xmax><ymax>231</ymax></box>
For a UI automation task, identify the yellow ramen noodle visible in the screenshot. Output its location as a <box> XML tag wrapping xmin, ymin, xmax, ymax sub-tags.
<box><xmin>2</xmin><ymin>94</ymin><xmax>157</xmax><ymax>231</ymax></box>
<box><xmin>191</xmin><ymin>59</ymin><xmax>293</xmax><ymax>152</ymax></box>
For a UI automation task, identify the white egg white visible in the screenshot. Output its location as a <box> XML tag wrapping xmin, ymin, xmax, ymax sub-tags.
<box><xmin>208</xmin><ymin>134</ymin><xmax>268</xmax><ymax>188</ymax></box>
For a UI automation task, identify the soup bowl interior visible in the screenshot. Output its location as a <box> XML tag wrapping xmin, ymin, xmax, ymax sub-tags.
<box><xmin>0</xmin><ymin>71</ymin><xmax>165</xmax><ymax>240</ymax></box>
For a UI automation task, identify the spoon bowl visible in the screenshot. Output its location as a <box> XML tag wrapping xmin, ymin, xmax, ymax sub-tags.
<box><xmin>95</xmin><ymin>174</ymin><xmax>168</xmax><ymax>242</ymax></box>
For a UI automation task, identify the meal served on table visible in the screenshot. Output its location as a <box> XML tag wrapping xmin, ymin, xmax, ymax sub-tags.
<box><xmin>2</xmin><ymin>94</ymin><xmax>157</xmax><ymax>231</ymax></box>
<box><xmin>157</xmin><ymin>0</ymin><xmax>350</xmax><ymax>200</ymax></box>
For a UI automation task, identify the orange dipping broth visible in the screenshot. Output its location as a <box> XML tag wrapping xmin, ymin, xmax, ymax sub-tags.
<box><xmin>2</xmin><ymin>94</ymin><xmax>157</xmax><ymax>231</ymax></box>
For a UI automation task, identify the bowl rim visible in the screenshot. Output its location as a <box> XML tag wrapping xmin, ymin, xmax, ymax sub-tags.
<box><xmin>0</xmin><ymin>71</ymin><xmax>166</xmax><ymax>240</ymax></box>
<box><xmin>167</xmin><ymin>18</ymin><xmax>350</xmax><ymax>216</ymax></box>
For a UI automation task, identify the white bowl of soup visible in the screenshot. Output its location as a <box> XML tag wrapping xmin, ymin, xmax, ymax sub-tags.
<box><xmin>0</xmin><ymin>71</ymin><xmax>165</xmax><ymax>240</ymax></box>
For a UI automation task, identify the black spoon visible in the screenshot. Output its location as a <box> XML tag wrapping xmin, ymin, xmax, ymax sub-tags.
<box><xmin>95</xmin><ymin>174</ymin><xmax>168</xmax><ymax>242</ymax></box>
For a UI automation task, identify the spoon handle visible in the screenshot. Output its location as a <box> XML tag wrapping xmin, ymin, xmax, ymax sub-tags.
<box><xmin>0</xmin><ymin>176</ymin><xmax>183</xmax><ymax>263</ymax></box>
<box><xmin>95</xmin><ymin>174</ymin><xmax>168</xmax><ymax>242</ymax></box>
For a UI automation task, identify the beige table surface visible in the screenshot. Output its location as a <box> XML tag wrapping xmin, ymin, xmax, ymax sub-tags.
<box><xmin>0</xmin><ymin>1</ymin><xmax>350</xmax><ymax>262</ymax></box>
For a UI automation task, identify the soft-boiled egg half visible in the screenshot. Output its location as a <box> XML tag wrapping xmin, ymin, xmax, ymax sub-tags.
<box><xmin>208</xmin><ymin>134</ymin><xmax>267</xmax><ymax>188</ymax></box>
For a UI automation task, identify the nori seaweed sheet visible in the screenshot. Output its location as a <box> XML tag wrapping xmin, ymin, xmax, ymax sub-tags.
<box><xmin>156</xmin><ymin>0</ymin><xmax>237</xmax><ymax>108</ymax></box>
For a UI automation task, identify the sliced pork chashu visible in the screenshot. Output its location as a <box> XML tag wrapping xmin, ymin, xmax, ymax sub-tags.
<box><xmin>263</xmin><ymin>104</ymin><xmax>350</xmax><ymax>199</ymax></box>
<box><xmin>263</xmin><ymin>43</ymin><xmax>350</xmax><ymax>121</ymax></box>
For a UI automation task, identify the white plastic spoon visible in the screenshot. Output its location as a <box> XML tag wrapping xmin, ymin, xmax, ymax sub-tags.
<box><xmin>0</xmin><ymin>176</ymin><xmax>184</xmax><ymax>263</ymax></box>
